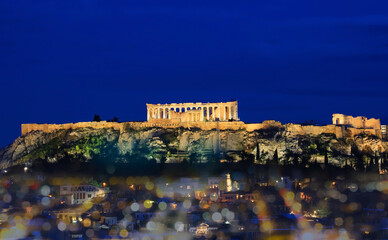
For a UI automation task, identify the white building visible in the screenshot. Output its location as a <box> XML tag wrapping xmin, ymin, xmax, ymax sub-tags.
<box><xmin>208</xmin><ymin>174</ymin><xmax>233</xmax><ymax>192</ymax></box>
<box><xmin>59</xmin><ymin>185</ymin><xmax>108</xmax><ymax>205</ymax></box>
<box><xmin>382</xmin><ymin>125</ymin><xmax>387</xmax><ymax>139</ymax></box>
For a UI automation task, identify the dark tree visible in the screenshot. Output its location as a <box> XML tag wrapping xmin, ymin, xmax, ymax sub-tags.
<box><xmin>93</xmin><ymin>114</ymin><xmax>101</xmax><ymax>122</ymax></box>
<box><xmin>108</xmin><ymin>116</ymin><xmax>119</xmax><ymax>122</ymax></box>
<box><xmin>324</xmin><ymin>149</ymin><xmax>329</xmax><ymax>166</ymax></box>
<box><xmin>256</xmin><ymin>142</ymin><xmax>261</xmax><ymax>163</ymax></box>
<box><xmin>292</xmin><ymin>154</ymin><xmax>299</xmax><ymax>166</ymax></box>
<box><xmin>272</xmin><ymin>149</ymin><xmax>279</xmax><ymax>165</ymax></box>
<box><xmin>160</xmin><ymin>156</ymin><xmax>167</xmax><ymax>166</ymax></box>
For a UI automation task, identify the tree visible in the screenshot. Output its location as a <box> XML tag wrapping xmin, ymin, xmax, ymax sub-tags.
<box><xmin>160</xmin><ymin>156</ymin><xmax>167</xmax><ymax>165</ymax></box>
<box><xmin>93</xmin><ymin>114</ymin><xmax>101</xmax><ymax>122</ymax></box>
<box><xmin>272</xmin><ymin>149</ymin><xmax>279</xmax><ymax>165</ymax></box>
<box><xmin>324</xmin><ymin>149</ymin><xmax>329</xmax><ymax>167</ymax></box>
<box><xmin>108</xmin><ymin>116</ymin><xmax>119</xmax><ymax>122</ymax></box>
<box><xmin>292</xmin><ymin>154</ymin><xmax>299</xmax><ymax>166</ymax></box>
<box><xmin>256</xmin><ymin>142</ymin><xmax>261</xmax><ymax>163</ymax></box>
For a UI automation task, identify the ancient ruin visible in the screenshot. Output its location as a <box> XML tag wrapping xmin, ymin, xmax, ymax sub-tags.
<box><xmin>332</xmin><ymin>113</ymin><xmax>381</xmax><ymax>130</ymax></box>
<box><xmin>146</xmin><ymin>101</ymin><xmax>239</xmax><ymax>123</ymax></box>
<box><xmin>19</xmin><ymin>102</ymin><xmax>384</xmax><ymax>140</ymax></box>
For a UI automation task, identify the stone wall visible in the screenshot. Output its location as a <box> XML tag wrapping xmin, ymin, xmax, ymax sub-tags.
<box><xmin>21</xmin><ymin>121</ymin><xmax>247</xmax><ymax>135</ymax></box>
<box><xmin>21</xmin><ymin>119</ymin><xmax>382</xmax><ymax>139</ymax></box>
<box><xmin>332</xmin><ymin>113</ymin><xmax>381</xmax><ymax>130</ymax></box>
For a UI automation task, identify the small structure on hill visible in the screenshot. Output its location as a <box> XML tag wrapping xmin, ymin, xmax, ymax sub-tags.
<box><xmin>332</xmin><ymin>113</ymin><xmax>381</xmax><ymax>130</ymax></box>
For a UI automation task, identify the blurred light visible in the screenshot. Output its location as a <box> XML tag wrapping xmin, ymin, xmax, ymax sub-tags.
<box><xmin>40</xmin><ymin>185</ymin><xmax>50</xmax><ymax>196</ymax></box>
<box><xmin>41</xmin><ymin>197</ymin><xmax>50</xmax><ymax>206</ymax></box>
<box><xmin>57</xmin><ymin>221</ymin><xmax>67</xmax><ymax>231</ymax></box>
<box><xmin>212</xmin><ymin>212</ymin><xmax>222</xmax><ymax>222</ymax></box>
<box><xmin>144</xmin><ymin>200</ymin><xmax>152</xmax><ymax>209</ymax></box>
<box><xmin>146</xmin><ymin>221</ymin><xmax>156</xmax><ymax>231</ymax></box>
<box><xmin>183</xmin><ymin>199</ymin><xmax>191</xmax><ymax>209</ymax></box>
<box><xmin>174</xmin><ymin>221</ymin><xmax>184</xmax><ymax>231</ymax></box>
<box><xmin>158</xmin><ymin>202</ymin><xmax>167</xmax><ymax>211</ymax></box>
<box><xmin>130</xmin><ymin>202</ymin><xmax>140</xmax><ymax>211</ymax></box>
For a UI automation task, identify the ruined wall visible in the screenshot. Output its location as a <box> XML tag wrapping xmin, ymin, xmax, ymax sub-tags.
<box><xmin>21</xmin><ymin>119</ymin><xmax>382</xmax><ymax>139</ymax></box>
<box><xmin>21</xmin><ymin>121</ymin><xmax>247</xmax><ymax>136</ymax></box>
<box><xmin>332</xmin><ymin>114</ymin><xmax>381</xmax><ymax>130</ymax></box>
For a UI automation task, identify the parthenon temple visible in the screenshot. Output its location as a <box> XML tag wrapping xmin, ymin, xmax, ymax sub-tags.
<box><xmin>146</xmin><ymin>101</ymin><xmax>239</xmax><ymax>122</ymax></box>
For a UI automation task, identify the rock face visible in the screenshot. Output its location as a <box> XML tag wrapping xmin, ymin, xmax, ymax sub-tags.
<box><xmin>0</xmin><ymin>125</ymin><xmax>387</xmax><ymax>169</ymax></box>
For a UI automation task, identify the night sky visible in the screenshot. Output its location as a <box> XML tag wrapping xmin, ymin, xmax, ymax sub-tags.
<box><xmin>1</xmin><ymin>1</ymin><xmax>388</xmax><ymax>147</ymax></box>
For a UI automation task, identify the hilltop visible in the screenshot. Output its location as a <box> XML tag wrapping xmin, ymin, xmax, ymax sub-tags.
<box><xmin>1</xmin><ymin>122</ymin><xmax>387</xmax><ymax>174</ymax></box>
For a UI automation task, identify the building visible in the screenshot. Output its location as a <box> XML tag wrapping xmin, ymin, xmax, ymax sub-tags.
<box><xmin>332</xmin><ymin>114</ymin><xmax>381</xmax><ymax>130</ymax></box>
<box><xmin>382</xmin><ymin>125</ymin><xmax>387</xmax><ymax>140</ymax></box>
<box><xmin>159</xmin><ymin>178</ymin><xmax>204</xmax><ymax>199</ymax></box>
<box><xmin>220</xmin><ymin>191</ymin><xmax>259</xmax><ymax>203</ymax></box>
<box><xmin>195</xmin><ymin>223</ymin><xmax>210</xmax><ymax>236</ymax></box>
<box><xmin>146</xmin><ymin>101</ymin><xmax>239</xmax><ymax>122</ymax></box>
<box><xmin>59</xmin><ymin>185</ymin><xmax>108</xmax><ymax>205</ymax></box>
<box><xmin>207</xmin><ymin>174</ymin><xmax>233</xmax><ymax>192</ymax></box>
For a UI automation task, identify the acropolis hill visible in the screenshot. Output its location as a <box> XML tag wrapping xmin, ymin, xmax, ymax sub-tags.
<box><xmin>1</xmin><ymin>101</ymin><xmax>386</xmax><ymax>169</ymax></box>
<box><xmin>21</xmin><ymin>101</ymin><xmax>382</xmax><ymax>139</ymax></box>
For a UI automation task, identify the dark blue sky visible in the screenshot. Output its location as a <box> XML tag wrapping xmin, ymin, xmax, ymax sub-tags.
<box><xmin>1</xmin><ymin>0</ymin><xmax>388</xmax><ymax>147</ymax></box>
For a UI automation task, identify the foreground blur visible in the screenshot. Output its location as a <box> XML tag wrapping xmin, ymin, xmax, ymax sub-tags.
<box><xmin>0</xmin><ymin>170</ymin><xmax>387</xmax><ymax>240</ymax></box>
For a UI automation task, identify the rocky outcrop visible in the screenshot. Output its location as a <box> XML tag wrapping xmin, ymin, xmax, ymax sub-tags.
<box><xmin>1</xmin><ymin>125</ymin><xmax>387</xmax><ymax>169</ymax></box>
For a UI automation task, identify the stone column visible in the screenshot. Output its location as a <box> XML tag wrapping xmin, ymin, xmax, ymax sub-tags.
<box><xmin>200</xmin><ymin>108</ymin><xmax>204</xmax><ymax>121</ymax></box>
<box><xmin>229</xmin><ymin>105</ymin><xmax>232</xmax><ymax>120</ymax></box>
<box><xmin>218</xmin><ymin>106</ymin><xmax>221</xmax><ymax>120</ymax></box>
<box><xmin>206</xmin><ymin>107</ymin><xmax>209</xmax><ymax>120</ymax></box>
<box><xmin>224</xmin><ymin>106</ymin><xmax>227</xmax><ymax>121</ymax></box>
<box><xmin>235</xmin><ymin>104</ymin><xmax>238</xmax><ymax>120</ymax></box>
<box><xmin>147</xmin><ymin>108</ymin><xmax>150</xmax><ymax>121</ymax></box>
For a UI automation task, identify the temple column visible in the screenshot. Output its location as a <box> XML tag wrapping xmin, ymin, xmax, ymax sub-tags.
<box><xmin>234</xmin><ymin>104</ymin><xmax>238</xmax><ymax>120</ymax></box>
<box><xmin>218</xmin><ymin>105</ymin><xmax>221</xmax><ymax>120</ymax></box>
<box><xmin>206</xmin><ymin>107</ymin><xmax>209</xmax><ymax>120</ymax></box>
<box><xmin>229</xmin><ymin>105</ymin><xmax>232</xmax><ymax>120</ymax></box>
<box><xmin>224</xmin><ymin>106</ymin><xmax>227</xmax><ymax>120</ymax></box>
<box><xmin>147</xmin><ymin>109</ymin><xmax>150</xmax><ymax>121</ymax></box>
<box><xmin>200</xmin><ymin>108</ymin><xmax>204</xmax><ymax>121</ymax></box>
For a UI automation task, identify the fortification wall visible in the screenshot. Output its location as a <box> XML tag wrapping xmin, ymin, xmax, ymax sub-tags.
<box><xmin>332</xmin><ymin>114</ymin><xmax>381</xmax><ymax>130</ymax></box>
<box><xmin>21</xmin><ymin>120</ymin><xmax>382</xmax><ymax>138</ymax></box>
<box><xmin>21</xmin><ymin>121</ymin><xmax>246</xmax><ymax>135</ymax></box>
<box><xmin>285</xmin><ymin>124</ymin><xmax>338</xmax><ymax>136</ymax></box>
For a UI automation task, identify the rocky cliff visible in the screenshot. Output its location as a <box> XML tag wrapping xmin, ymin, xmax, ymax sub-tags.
<box><xmin>0</xmin><ymin>125</ymin><xmax>387</xmax><ymax>170</ymax></box>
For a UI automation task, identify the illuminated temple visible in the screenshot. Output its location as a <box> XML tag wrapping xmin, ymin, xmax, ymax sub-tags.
<box><xmin>146</xmin><ymin>101</ymin><xmax>239</xmax><ymax>122</ymax></box>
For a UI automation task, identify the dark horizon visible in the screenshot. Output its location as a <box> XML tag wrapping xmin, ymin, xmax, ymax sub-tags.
<box><xmin>1</xmin><ymin>0</ymin><xmax>388</xmax><ymax>147</ymax></box>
